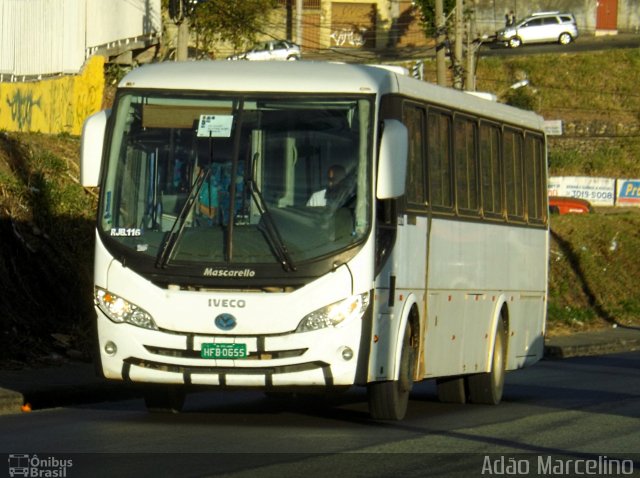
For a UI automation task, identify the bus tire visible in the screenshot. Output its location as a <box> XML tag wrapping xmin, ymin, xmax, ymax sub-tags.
<box><xmin>468</xmin><ymin>319</ymin><xmax>506</xmax><ymax>405</ymax></box>
<box><xmin>367</xmin><ymin>324</ymin><xmax>414</xmax><ymax>420</ymax></box>
<box><xmin>436</xmin><ymin>376</ymin><xmax>467</xmax><ymax>403</ymax></box>
<box><xmin>144</xmin><ymin>385</ymin><xmax>186</xmax><ymax>413</ymax></box>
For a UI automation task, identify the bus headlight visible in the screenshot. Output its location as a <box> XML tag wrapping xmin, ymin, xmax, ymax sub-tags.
<box><xmin>296</xmin><ymin>292</ymin><xmax>370</xmax><ymax>333</ymax></box>
<box><xmin>95</xmin><ymin>287</ymin><xmax>158</xmax><ymax>330</ymax></box>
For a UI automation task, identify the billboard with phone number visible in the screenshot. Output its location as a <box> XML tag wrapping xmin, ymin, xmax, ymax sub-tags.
<box><xmin>549</xmin><ymin>177</ymin><xmax>640</xmax><ymax>208</ymax></box>
<box><xmin>548</xmin><ymin>177</ymin><xmax>616</xmax><ymax>206</ymax></box>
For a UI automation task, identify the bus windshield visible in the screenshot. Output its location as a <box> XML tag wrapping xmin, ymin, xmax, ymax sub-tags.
<box><xmin>99</xmin><ymin>92</ymin><xmax>372</xmax><ymax>270</ymax></box>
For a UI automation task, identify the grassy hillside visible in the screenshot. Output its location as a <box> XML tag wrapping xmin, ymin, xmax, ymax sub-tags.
<box><xmin>476</xmin><ymin>48</ymin><xmax>640</xmax><ymax>179</ymax></box>
<box><xmin>0</xmin><ymin>132</ymin><xmax>96</xmax><ymax>365</ymax></box>
<box><xmin>549</xmin><ymin>210</ymin><xmax>640</xmax><ymax>334</ymax></box>
<box><xmin>476</xmin><ymin>49</ymin><xmax>640</xmax><ymax>122</ymax></box>
<box><xmin>1</xmin><ymin>50</ymin><xmax>639</xmax><ymax>365</ymax></box>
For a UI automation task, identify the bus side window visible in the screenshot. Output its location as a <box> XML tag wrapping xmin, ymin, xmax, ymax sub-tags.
<box><xmin>524</xmin><ymin>134</ymin><xmax>547</xmax><ymax>224</ymax></box>
<box><xmin>503</xmin><ymin>128</ymin><xmax>525</xmax><ymax>221</ymax></box>
<box><xmin>453</xmin><ymin>116</ymin><xmax>479</xmax><ymax>215</ymax></box>
<box><xmin>403</xmin><ymin>104</ymin><xmax>426</xmax><ymax>207</ymax></box>
<box><xmin>479</xmin><ymin>122</ymin><xmax>503</xmax><ymax>219</ymax></box>
<box><xmin>427</xmin><ymin>110</ymin><xmax>453</xmax><ymax>211</ymax></box>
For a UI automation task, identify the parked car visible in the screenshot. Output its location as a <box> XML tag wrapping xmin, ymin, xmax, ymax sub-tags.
<box><xmin>227</xmin><ymin>40</ymin><xmax>301</xmax><ymax>61</ymax></box>
<box><xmin>549</xmin><ymin>196</ymin><xmax>593</xmax><ymax>215</ymax></box>
<box><xmin>496</xmin><ymin>11</ymin><xmax>579</xmax><ymax>48</ymax></box>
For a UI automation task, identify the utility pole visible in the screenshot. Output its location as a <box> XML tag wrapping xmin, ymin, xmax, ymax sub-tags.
<box><xmin>296</xmin><ymin>0</ymin><xmax>303</xmax><ymax>46</ymax></box>
<box><xmin>170</xmin><ymin>0</ymin><xmax>191</xmax><ymax>61</ymax></box>
<box><xmin>453</xmin><ymin>0</ymin><xmax>463</xmax><ymax>89</ymax></box>
<box><xmin>435</xmin><ymin>0</ymin><xmax>446</xmax><ymax>86</ymax></box>
<box><xmin>176</xmin><ymin>18</ymin><xmax>190</xmax><ymax>61</ymax></box>
<box><xmin>286</xmin><ymin>0</ymin><xmax>293</xmax><ymax>41</ymax></box>
<box><xmin>465</xmin><ymin>0</ymin><xmax>477</xmax><ymax>91</ymax></box>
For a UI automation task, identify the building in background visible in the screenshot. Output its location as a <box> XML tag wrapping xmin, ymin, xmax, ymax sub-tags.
<box><xmin>270</xmin><ymin>0</ymin><xmax>430</xmax><ymax>51</ymax></box>
<box><xmin>214</xmin><ymin>0</ymin><xmax>638</xmax><ymax>58</ymax></box>
<box><xmin>194</xmin><ymin>0</ymin><xmax>431</xmax><ymax>59</ymax></box>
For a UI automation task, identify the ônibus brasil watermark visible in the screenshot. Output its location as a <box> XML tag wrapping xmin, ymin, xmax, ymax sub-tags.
<box><xmin>482</xmin><ymin>455</ymin><xmax>635</xmax><ymax>476</ymax></box>
<box><xmin>8</xmin><ymin>454</ymin><xmax>72</xmax><ymax>477</ymax></box>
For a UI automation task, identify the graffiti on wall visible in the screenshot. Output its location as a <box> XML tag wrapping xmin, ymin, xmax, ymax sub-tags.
<box><xmin>0</xmin><ymin>55</ymin><xmax>105</xmax><ymax>136</ymax></box>
<box><xmin>330</xmin><ymin>26</ymin><xmax>367</xmax><ymax>47</ymax></box>
<box><xmin>331</xmin><ymin>3</ymin><xmax>375</xmax><ymax>49</ymax></box>
<box><xmin>5</xmin><ymin>90</ymin><xmax>42</xmax><ymax>132</ymax></box>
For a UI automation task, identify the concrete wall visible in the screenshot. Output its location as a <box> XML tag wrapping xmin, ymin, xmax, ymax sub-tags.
<box><xmin>0</xmin><ymin>0</ymin><xmax>160</xmax><ymax>77</ymax></box>
<box><xmin>0</xmin><ymin>56</ymin><xmax>104</xmax><ymax>135</ymax></box>
<box><xmin>618</xmin><ymin>1</ymin><xmax>640</xmax><ymax>33</ymax></box>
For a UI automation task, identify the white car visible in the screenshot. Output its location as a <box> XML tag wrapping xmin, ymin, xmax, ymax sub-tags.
<box><xmin>227</xmin><ymin>40</ymin><xmax>301</xmax><ymax>61</ymax></box>
<box><xmin>496</xmin><ymin>11</ymin><xmax>579</xmax><ymax>48</ymax></box>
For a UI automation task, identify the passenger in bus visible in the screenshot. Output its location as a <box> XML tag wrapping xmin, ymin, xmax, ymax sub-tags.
<box><xmin>198</xmin><ymin>170</ymin><xmax>219</xmax><ymax>222</ymax></box>
<box><xmin>307</xmin><ymin>164</ymin><xmax>346</xmax><ymax>207</ymax></box>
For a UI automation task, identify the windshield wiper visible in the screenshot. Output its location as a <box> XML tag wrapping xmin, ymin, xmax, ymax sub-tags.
<box><xmin>247</xmin><ymin>154</ymin><xmax>296</xmax><ymax>272</ymax></box>
<box><xmin>155</xmin><ymin>166</ymin><xmax>210</xmax><ymax>268</ymax></box>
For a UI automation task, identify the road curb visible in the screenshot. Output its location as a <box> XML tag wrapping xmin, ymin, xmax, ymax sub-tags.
<box><xmin>0</xmin><ymin>388</ymin><xmax>24</xmax><ymax>415</ymax></box>
<box><xmin>0</xmin><ymin>362</ymin><xmax>142</xmax><ymax>416</ymax></box>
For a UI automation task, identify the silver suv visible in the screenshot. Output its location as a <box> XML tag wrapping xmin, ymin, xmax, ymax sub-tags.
<box><xmin>496</xmin><ymin>12</ymin><xmax>578</xmax><ymax>48</ymax></box>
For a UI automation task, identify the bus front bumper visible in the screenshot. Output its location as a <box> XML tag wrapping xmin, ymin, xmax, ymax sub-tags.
<box><xmin>96</xmin><ymin>308</ymin><xmax>364</xmax><ymax>389</ymax></box>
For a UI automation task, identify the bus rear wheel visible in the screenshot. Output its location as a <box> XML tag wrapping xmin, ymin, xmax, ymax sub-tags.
<box><xmin>367</xmin><ymin>324</ymin><xmax>415</xmax><ymax>420</ymax></box>
<box><xmin>468</xmin><ymin>319</ymin><xmax>506</xmax><ymax>405</ymax></box>
<box><xmin>144</xmin><ymin>385</ymin><xmax>186</xmax><ymax>413</ymax></box>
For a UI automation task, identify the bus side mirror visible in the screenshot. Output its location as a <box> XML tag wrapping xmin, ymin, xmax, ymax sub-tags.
<box><xmin>80</xmin><ymin>109</ymin><xmax>110</xmax><ymax>187</ymax></box>
<box><xmin>376</xmin><ymin>119</ymin><xmax>408</xmax><ymax>199</ymax></box>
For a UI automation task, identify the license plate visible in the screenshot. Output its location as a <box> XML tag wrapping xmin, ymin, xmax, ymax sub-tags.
<box><xmin>201</xmin><ymin>343</ymin><xmax>247</xmax><ymax>359</ymax></box>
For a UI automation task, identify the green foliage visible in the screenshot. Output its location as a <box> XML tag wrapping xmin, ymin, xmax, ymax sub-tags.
<box><xmin>548</xmin><ymin>211</ymin><xmax>640</xmax><ymax>331</ymax></box>
<box><xmin>104</xmin><ymin>63</ymin><xmax>131</xmax><ymax>86</ymax></box>
<box><xmin>504</xmin><ymin>86</ymin><xmax>536</xmax><ymax>110</ymax></box>
<box><xmin>549</xmin><ymin>142</ymin><xmax>640</xmax><ymax>178</ymax></box>
<box><xmin>547</xmin><ymin>303</ymin><xmax>597</xmax><ymax>328</ymax></box>
<box><xmin>192</xmin><ymin>0</ymin><xmax>279</xmax><ymax>52</ymax></box>
<box><xmin>411</xmin><ymin>0</ymin><xmax>456</xmax><ymax>36</ymax></box>
<box><xmin>476</xmin><ymin>49</ymin><xmax>640</xmax><ymax>116</ymax></box>
<box><xmin>0</xmin><ymin>133</ymin><xmax>97</xmax><ymax>364</ymax></box>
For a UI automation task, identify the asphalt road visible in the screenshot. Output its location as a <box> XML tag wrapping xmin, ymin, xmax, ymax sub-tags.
<box><xmin>480</xmin><ymin>32</ymin><xmax>640</xmax><ymax>57</ymax></box>
<box><xmin>1</xmin><ymin>351</ymin><xmax>638</xmax><ymax>477</ymax></box>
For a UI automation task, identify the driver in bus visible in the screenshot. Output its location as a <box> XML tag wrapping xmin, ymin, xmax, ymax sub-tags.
<box><xmin>307</xmin><ymin>164</ymin><xmax>346</xmax><ymax>207</ymax></box>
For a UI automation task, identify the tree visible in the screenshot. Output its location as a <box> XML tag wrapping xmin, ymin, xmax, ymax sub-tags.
<box><xmin>191</xmin><ymin>0</ymin><xmax>278</xmax><ymax>54</ymax></box>
<box><xmin>412</xmin><ymin>0</ymin><xmax>456</xmax><ymax>37</ymax></box>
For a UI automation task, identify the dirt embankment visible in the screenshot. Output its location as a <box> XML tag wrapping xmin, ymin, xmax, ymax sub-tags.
<box><xmin>0</xmin><ymin>132</ymin><xmax>96</xmax><ymax>367</ymax></box>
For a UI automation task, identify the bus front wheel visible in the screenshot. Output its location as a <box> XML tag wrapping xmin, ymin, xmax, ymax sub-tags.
<box><xmin>468</xmin><ymin>319</ymin><xmax>506</xmax><ymax>405</ymax></box>
<box><xmin>367</xmin><ymin>324</ymin><xmax>415</xmax><ymax>420</ymax></box>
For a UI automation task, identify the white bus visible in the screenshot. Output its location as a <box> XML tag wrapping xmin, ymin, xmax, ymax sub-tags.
<box><xmin>81</xmin><ymin>61</ymin><xmax>548</xmax><ymax>420</ymax></box>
